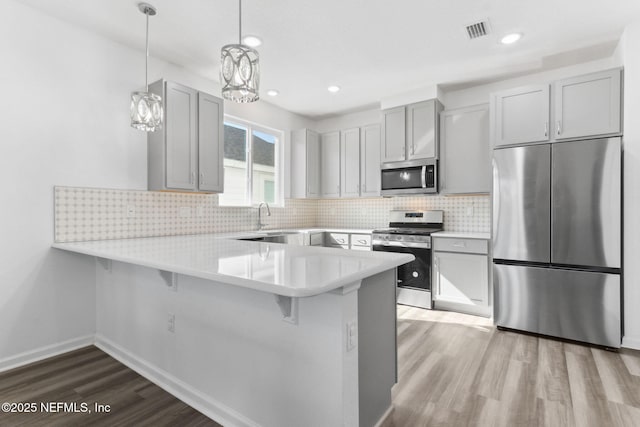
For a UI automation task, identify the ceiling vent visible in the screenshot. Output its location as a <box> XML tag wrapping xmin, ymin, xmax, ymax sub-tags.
<box><xmin>465</xmin><ymin>20</ymin><xmax>490</xmax><ymax>40</ymax></box>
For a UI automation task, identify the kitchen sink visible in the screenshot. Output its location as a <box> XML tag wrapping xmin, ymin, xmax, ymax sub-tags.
<box><xmin>235</xmin><ymin>231</ymin><xmax>306</xmax><ymax>245</ymax></box>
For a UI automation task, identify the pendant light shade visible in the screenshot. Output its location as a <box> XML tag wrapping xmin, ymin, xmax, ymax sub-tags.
<box><xmin>131</xmin><ymin>2</ymin><xmax>163</xmax><ymax>132</ymax></box>
<box><xmin>221</xmin><ymin>0</ymin><xmax>260</xmax><ymax>103</ymax></box>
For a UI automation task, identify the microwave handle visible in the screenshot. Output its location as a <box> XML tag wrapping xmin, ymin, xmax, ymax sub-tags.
<box><xmin>421</xmin><ymin>165</ymin><xmax>426</xmax><ymax>188</ymax></box>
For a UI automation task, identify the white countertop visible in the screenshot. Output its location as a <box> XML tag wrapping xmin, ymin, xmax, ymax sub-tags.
<box><xmin>433</xmin><ymin>231</ymin><xmax>491</xmax><ymax>240</ymax></box>
<box><xmin>52</xmin><ymin>234</ymin><xmax>413</xmax><ymax>298</ymax></box>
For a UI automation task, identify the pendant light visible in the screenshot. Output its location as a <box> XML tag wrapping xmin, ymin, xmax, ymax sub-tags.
<box><xmin>220</xmin><ymin>0</ymin><xmax>260</xmax><ymax>103</ymax></box>
<box><xmin>130</xmin><ymin>2</ymin><xmax>163</xmax><ymax>131</ymax></box>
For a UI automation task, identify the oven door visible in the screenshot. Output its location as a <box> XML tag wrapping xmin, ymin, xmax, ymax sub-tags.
<box><xmin>372</xmin><ymin>243</ymin><xmax>432</xmax><ymax>291</ymax></box>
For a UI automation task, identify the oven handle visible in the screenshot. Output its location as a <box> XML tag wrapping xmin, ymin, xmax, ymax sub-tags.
<box><xmin>421</xmin><ymin>165</ymin><xmax>427</xmax><ymax>188</ymax></box>
<box><xmin>372</xmin><ymin>240</ymin><xmax>431</xmax><ymax>249</ymax></box>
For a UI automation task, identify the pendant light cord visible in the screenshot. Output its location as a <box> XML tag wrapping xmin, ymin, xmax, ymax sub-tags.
<box><xmin>145</xmin><ymin>10</ymin><xmax>149</xmax><ymax>91</ymax></box>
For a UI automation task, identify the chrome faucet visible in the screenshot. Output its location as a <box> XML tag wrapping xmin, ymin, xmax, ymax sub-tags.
<box><xmin>257</xmin><ymin>202</ymin><xmax>271</xmax><ymax>230</ymax></box>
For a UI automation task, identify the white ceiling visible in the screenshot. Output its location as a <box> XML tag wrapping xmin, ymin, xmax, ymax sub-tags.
<box><xmin>18</xmin><ymin>0</ymin><xmax>640</xmax><ymax>119</ymax></box>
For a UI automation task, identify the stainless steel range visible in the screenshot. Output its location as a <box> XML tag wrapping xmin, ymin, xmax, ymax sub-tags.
<box><xmin>372</xmin><ymin>210</ymin><xmax>444</xmax><ymax>309</ymax></box>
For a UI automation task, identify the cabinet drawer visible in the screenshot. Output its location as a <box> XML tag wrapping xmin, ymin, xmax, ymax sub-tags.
<box><xmin>350</xmin><ymin>245</ymin><xmax>371</xmax><ymax>251</ymax></box>
<box><xmin>351</xmin><ymin>234</ymin><xmax>372</xmax><ymax>247</ymax></box>
<box><xmin>329</xmin><ymin>244</ymin><xmax>350</xmax><ymax>250</ymax></box>
<box><xmin>433</xmin><ymin>238</ymin><xmax>488</xmax><ymax>254</ymax></box>
<box><xmin>326</xmin><ymin>233</ymin><xmax>349</xmax><ymax>246</ymax></box>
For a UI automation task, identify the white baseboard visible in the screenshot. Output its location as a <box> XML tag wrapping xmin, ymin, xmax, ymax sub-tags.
<box><xmin>374</xmin><ymin>405</ymin><xmax>394</xmax><ymax>427</ymax></box>
<box><xmin>0</xmin><ymin>335</ymin><xmax>94</xmax><ymax>373</ymax></box>
<box><xmin>622</xmin><ymin>336</ymin><xmax>640</xmax><ymax>350</ymax></box>
<box><xmin>94</xmin><ymin>335</ymin><xmax>259</xmax><ymax>427</ymax></box>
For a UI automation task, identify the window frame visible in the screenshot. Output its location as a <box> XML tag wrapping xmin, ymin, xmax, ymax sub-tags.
<box><xmin>219</xmin><ymin>115</ymin><xmax>285</xmax><ymax>208</ymax></box>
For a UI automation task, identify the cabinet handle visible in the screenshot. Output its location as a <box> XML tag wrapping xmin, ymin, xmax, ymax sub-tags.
<box><xmin>357</xmin><ymin>239</ymin><xmax>367</xmax><ymax>245</ymax></box>
<box><xmin>200</xmin><ymin>172</ymin><xmax>204</xmax><ymax>185</ymax></box>
<box><xmin>337</xmin><ymin>239</ymin><xmax>345</xmax><ymax>244</ymax></box>
<box><xmin>557</xmin><ymin>121</ymin><xmax>562</xmax><ymax>136</ymax></box>
<box><xmin>544</xmin><ymin>122</ymin><xmax>548</xmax><ymax>137</ymax></box>
<box><xmin>190</xmin><ymin>171</ymin><xmax>195</xmax><ymax>184</ymax></box>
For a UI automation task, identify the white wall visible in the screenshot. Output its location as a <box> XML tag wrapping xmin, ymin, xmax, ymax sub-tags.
<box><xmin>620</xmin><ymin>22</ymin><xmax>640</xmax><ymax>349</ymax></box>
<box><xmin>0</xmin><ymin>0</ymin><xmax>312</xmax><ymax>367</ymax></box>
<box><xmin>315</xmin><ymin>108</ymin><xmax>381</xmax><ymax>133</ymax></box>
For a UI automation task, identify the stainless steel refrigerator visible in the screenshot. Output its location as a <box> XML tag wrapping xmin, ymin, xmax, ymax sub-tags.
<box><xmin>492</xmin><ymin>137</ymin><xmax>622</xmax><ymax>348</ymax></box>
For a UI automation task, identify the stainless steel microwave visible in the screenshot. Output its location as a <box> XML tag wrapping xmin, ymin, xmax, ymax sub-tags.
<box><xmin>380</xmin><ymin>159</ymin><xmax>438</xmax><ymax>196</ymax></box>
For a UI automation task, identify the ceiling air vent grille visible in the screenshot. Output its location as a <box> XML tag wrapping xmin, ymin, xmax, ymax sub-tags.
<box><xmin>466</xmin><ymin>21</ymin><xmax>489</xmax><ymax>40</ymax></box>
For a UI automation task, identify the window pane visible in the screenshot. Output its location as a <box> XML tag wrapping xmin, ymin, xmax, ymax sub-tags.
<box><xmin>219</xmin><ymin>123</ymin><xmax>248</xmax><ymax>206</ymax></box>
<box><xmin>251</xmin><ymin>130</ymin><xmax>277</xmax><ymax>205</ymax></box>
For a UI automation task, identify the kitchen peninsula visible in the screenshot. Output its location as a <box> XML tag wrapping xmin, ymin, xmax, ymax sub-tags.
<box><xmin>53</xmin><ymin>234</ymin><xmax>413</xmax><ymax>427</ymax></box>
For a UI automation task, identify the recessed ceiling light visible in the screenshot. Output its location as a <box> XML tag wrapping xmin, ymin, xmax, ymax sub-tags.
<box><xmin>266</xmin><ymin>89</ymin><xmax>279</xmax><ymax>97</ymax></box>
<box><xmin>327</xmin><ymin>85</ymin><xmax>341</xmax><ymax>93</ymax></box>
<box><xmin>242</xmin><ymin>35</ymin><xmax>262</xmax><ymax>47</ymax></box>
<box><xmin>500</xmin><ymin>33</ymin><xmax>522</xmax><ymax>45</ymax></box>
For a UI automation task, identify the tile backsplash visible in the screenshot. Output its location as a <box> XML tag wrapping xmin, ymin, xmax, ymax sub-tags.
<box><xmin>54</xmin><ymin>186</ymin><xmax>317</xmax><ymax>243</ymax></box>
<box><xmin>54</xmin><ymin>186</ymin><xmax>490</xmax><ymax>243</ymax></box>
<box><xmin>316</xmin><ymin>195</ymin><xmax>490</xmax><ymax>232</ymax></box>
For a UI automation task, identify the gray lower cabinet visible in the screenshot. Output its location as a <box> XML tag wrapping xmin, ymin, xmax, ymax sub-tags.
<box><xmin>148</xmin><ymin>80</ymin><xmax>223</xmax><ymax>193</ymax></box>
<box><xmin>324</xmin><ymin>232</ymin><xmax>371</xmax><ymax>251</ymax></box>
<box><xmin>440</xmin><ymin>104</ymin><xmax>490</xmax><ymax>194</ymax></box>
<box><xmin>432</xmin><ymin>237</ymin><xmax>491</xmax><ymax>317</ymax></box>
<box><xmin>290</xmin><ymin>129</ymin><xmax>320</xmax><ymax>198</ymax></box>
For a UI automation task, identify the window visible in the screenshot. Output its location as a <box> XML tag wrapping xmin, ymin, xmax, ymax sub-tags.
<box><xmin>218</xmin><ymin>118</ymin><xmax>283</xmax><ymax>207</ymax></box>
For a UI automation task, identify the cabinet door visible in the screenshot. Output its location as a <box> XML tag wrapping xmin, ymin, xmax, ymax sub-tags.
<box><xmin>433</xmin><ymin>251</ymin><xmax>488</xmax><ymax>306</ymax></box>
<box><xmin>340</xmin><ymin>128</ymin><xmax>360</xmax><ymax>198</ymax></box>
<box><xmin>165</xmin><ymin>82</ymin><xmax>197</xmax><ymax>190</ymax></box>
<box><xmin>554</xmin><ymin>69</ymin><xmax>622</xmax><ymax>140</ymax></box>
<box><xmin>493</xmin><ymin>84</ymin><xmax>550</xmax><ymax>147</ymax></box>
<box><xmin>306</xmin><ymin>130</ymin><xmax>321</xmax><ymax>198</ymax></box>
<box><xmin>320</xmin><ymin>131</ymin><xmax>341</xmax><ymax>197</ymax></box>
<box><xmin>381</xmin><ymin>106</ymin><xmax>406</xmax><ymax>162</ymax></box>
<box><xmin>197</xmin><ymin>92</ymin><xmax>224</xmax><ymax>192</ymax></box>
<box><xmin>407</xmin><ymin>100</ymin><xmax>437</xmax><ymax>160</ymax></box>
<box><xmin>360</xmin><ymin>124</ymin><xmax>381</xmax><ymax>197</ymax></box>
<box><xmin>440</xmin><ymin>104</ymin><xmax>490</xmax><ymax>194</ymax></box>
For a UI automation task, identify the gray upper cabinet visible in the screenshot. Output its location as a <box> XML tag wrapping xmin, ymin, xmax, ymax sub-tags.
<box><xmin>290</xmin><ymin>129</ymin><xmax>320</xmax><ymax>198</ymax></box>
<box><xmin>148</xmin><ymin>80</ymin><xmax>224</xmax><ymax>193</ymax></box>
<box><xmin>553</xmin><ymin>69</ymin><xmax>622</xmax><ymax>140</ymax></box>
<box><xmin>407</xmin><ymin>100</ymin><xmax>442</xmax><ymax>160</ymax></box>
<box><xmin>440</xmin><ymin>104</ymin><xmax>490</xmax><ymax>194</ymax></box>
<box><xmin>381</xmin><ymin>106</ymin><xmax>406</xmax><ymax>162</ymax></box>
<box><xmin>360</xmin><ymin>124</ymin><xmax>381</xmax><ymax>197</ymax></box>
<box><xmin>382</xmin><ymin>99</ymin><xmax>443</xmax><ymax>163</ymax></box>
<box><xmin>340</xmin><ymin>128</ymin><xmax>360</xmax><ymax>198</ymax></box>
<box><xmin>321</xmin><ymin>131</ymin><xmax>341</xmax><ymax>198</ymax></box>
<box><xmin>197</xmin><ymin>92</ymin><xmax>224</xmax><ymax>192</ymax></box>
<box><xmin>493</xmin><ymin>84</ymin><xmax>550</xmax><ymax>147</ymax></box>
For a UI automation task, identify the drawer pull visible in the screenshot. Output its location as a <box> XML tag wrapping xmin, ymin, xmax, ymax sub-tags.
<box><xmin>357</xmin><ymin>239</ymin><xmax>368</xmax><ymax>245</ymax></box>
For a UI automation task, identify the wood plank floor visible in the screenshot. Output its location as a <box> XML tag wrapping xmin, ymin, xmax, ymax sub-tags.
<box><xmin>0</xmin><ymin>346</ymin><xmax>220</xmax><ymax>427</ymax></box>
<box><xmin>1</xmin><ymin>308</ymin><xmax>639</xmax><ymax>426</ymax></box>
<box><xmin>382</xmin><ymin>306</ymin><xmax>640</xmax><ymax>427</ymax></box>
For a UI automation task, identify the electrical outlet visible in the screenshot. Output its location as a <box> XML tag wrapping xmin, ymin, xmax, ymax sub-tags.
<box><xmin>466</xmin><ymin>205</ymin><xmax>474</xmax><ymax>217</ymax></box>
<box><xmin>178</xmin><ymin>206</ymin><xmax>191</xmax><ymax>218</ymax></box>
<box><xmin>126</xmin><ymin>205</ymin><xmax>136</xmax><ymax>218</ymax></box>
<box><xmin>196</xmin><ymin>205</ymin><xmax>205</xmax><ymax>217</ymax></box>
<box><xmin>167</xmin><ymin>313</ymin><xmax>175</xmax><ymax>333</ymax></box>
<box><xmin>346</xmin><ymin>320</ymin><xmax>357</xmax><ymax>351</ymax></box>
